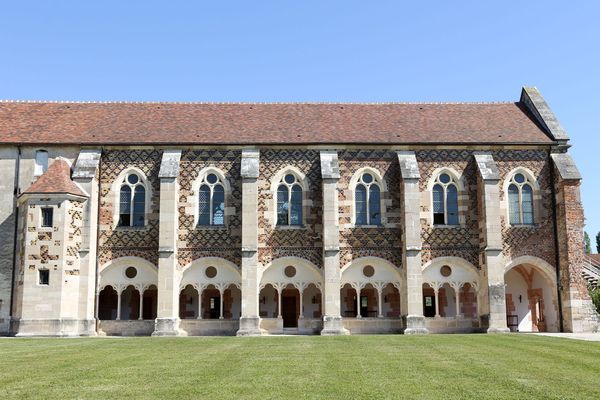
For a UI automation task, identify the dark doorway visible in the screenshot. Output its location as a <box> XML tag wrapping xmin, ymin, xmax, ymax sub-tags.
<box><xmin>423</xmin><ymin>295</ymin><xmax>436</xmax><ymax>317</ymax></box>
<box><xmin>282</xmin><ymin>296</ymin><xmax>298</xmax><ymax>327</ymax></box>
<box><xmin>360</xmin><ymin>295</ymin><xmax>369</xmax><ymax>318</ymax></box>
<box><xmin>209</xmin><ymin>296</ymin><xmax>220</xmax><ymax>319</ymax></box>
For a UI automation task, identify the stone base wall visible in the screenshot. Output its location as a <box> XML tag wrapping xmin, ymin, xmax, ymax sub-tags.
<box><xmin>180</xmin><ymin>320</ymin><xmax>239</xmax><ymax>336</ymax></box>
<box><xmin>425</xmin><ymin>317</ymin><xmax>481</xmax><ymax>333</ymax></box>
<box><xmin>11</xmin><ymin>318</ymin><xmax>96</xmax><ymax>337</ymax></box>
<box><xmin>342</xmin><ymin>318</ymin><xmax>403</xmax><ymax>334</ymax></box>
<box><xmin>99</xmin><ymin>320</ymin><xmax>155</xmax><ymax>336</ymax></box>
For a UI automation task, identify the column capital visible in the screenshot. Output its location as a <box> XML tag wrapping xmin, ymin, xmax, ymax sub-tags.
<box><xmin>241</xmin><ymin>149</ymin><xmax>260</xmax><ymax>179</ymax></box>
<box><xmin>396</xmin><ymin>151</ymin><xmax>420</xmax><ymax>181</ymax></box>
<box><xmin>473</xmin><ymin>153</ymin><xmax>500</xmax><ymax>182</ymax></box>
<box><xmin>319</xmin><ymin>150</ymin><xmax>340</xmax><ymax>180</ymax></box>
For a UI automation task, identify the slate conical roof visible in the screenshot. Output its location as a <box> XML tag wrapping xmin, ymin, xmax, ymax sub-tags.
<box><xmin>21</xmin><ymin>158</ymin><xmax>87</xmax><ymax>198</ymax></box>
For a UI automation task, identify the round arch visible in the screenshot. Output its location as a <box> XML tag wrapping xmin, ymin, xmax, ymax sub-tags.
<box><xmin>99</xmin><ymin>256</ymin><xmax>158</xmax><ymax>291</ymax></box>
<box><xmin>504</xmin><ymin>256</ymin><xmax>557</xmax><ymax>287</ymax></box>
<box><xmin>340</xmin><ymin>256</ymin><xmax>401</xmax><ymax>289</ymax></box>
<box><xmin>260</xmin><ymin>256</ymin><xmax>323</xmax><ymax>290</ymax></box>
<box><xmin>422</xmin><ymin>256</ymin><xmax>479</xmax><ymax>287</ymax></box>
<box><xmin>180</xmin><ymin>257</ymin><xmax>241</xmax><ymax>291</ymax></box>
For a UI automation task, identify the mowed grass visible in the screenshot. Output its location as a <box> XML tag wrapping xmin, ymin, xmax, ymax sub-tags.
<box><xmin>1</xmin><ymin>334</ymin><xmax>599</xmax><ymax>399</ymax></box>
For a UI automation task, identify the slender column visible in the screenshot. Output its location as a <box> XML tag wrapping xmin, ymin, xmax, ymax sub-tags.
<box><xmin>138</xmin><ymin>290</ymin><xmax>144</xmax><ymax>320</ymax></box>
<box><xmin>434</xmin><ymin>287</ymin><xmax>440</xmax><ymax>318</ymax></box>
<box><xmin>299</xmin><ymin>288</ymin><xmax>304</xmax><ymax>319</ymax></box>
<box><xmin>355</xmin><ymin>288</ymin><xmax>361</xmax><ymax>318</ymax></box>
<box><xmin>319</xmin><ymin>151</ymin><xmax>348</xmax><ymax>335</ymax></box>
<box><xmin>397</xmin><ymin>151</ymin><xmax>428</xmax><ymax>334</ymax></box>
<box><xmin>277</xmin><ymin>287</ymin><xmax>282</xmax><ymax>319</ymax></box>
<box><xmin>474</xmin><ymin>153</ymin><xmax>509</xmax><ymax>333</ymax></box>
<box><xmin>116</xmin><ymin>289</ymin><xmax>122</xmax><ymax>321</ymax></box>
<box><xmin>237</xmin><ymin>150</ymin><xmax>263</xmax><ymax>336</ymax></box>
<box><xmin>219</xmin><ymin>289</ymin><xmax>224</xmax><ymax>320</ymax></box>
<box><xmin>455</xmin><ymin>285</ymin><xmax>461</xmax><ymax>318</ymax></box>
<box><xmin>197</xmin><ymin>288</ymin><xmax>203</xmax><ymax>319</ymax></box>
<box><xmin>153</xmin><ymin>150</ymin><xmax>186</xmax><ymax>336</ymax></box>
<box><xmin>377</xmin><ymin>287</ymin><xmax>383</xmax><ymax>318</ymax></box>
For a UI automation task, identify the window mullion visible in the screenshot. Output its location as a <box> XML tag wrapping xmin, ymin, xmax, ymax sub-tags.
<box><xmin>366</xmin><ymin>184</ymin><xmax>370</xmax><ymax>225</ymax></box>
<box><xmin>209</xmin><ymin>186</ymin><xmax>214</xmax><ymax>225</ymax></box>
<box><xmin>443</xmin><ymin>185</ymin><xmax>448</xmax><ymax>225</ymax></box>
<box><xmin>130</xmin><ymin>184</ymin><xmax>134</xmax><ymax>227</ymax></box>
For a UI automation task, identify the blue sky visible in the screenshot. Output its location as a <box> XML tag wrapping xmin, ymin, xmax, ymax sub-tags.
<box><xmin>2</xmin><ymin>1</ymin><xmax>599</xmax><ymax>246</ymax></box>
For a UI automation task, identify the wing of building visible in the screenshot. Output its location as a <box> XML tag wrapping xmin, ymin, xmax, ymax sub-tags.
<box><xmin>0</xmin><ymin>86</ymin><xmax>597</xmax><ymax>337</ymax></box>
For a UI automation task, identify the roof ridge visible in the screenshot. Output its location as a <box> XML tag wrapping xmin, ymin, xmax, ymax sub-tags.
<box><xmin>0</xmin><ymin>100</ymin><xmax>516</xmax><ymax>105</ymax></box>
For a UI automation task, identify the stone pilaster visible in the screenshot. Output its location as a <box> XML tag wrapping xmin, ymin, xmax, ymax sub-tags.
<box><xmin>72</xmin><ymin>149</ymin><xmax>102</xmax><ymax>336</ymax></box>
<box><xmin>397</xmin><ymin>151</ymin><xmax>427</xmax><ymax>334</ymax></box>
<box><xmin>319</xmin><ymin>151</ymin><xmax>348</xmax><ymax>335</ymax></box>
<box><xmin>552</xmin><ymin>153</ymin><xmax>599</xmax><ymax>332</ymax></box>
<box><xmin>237</xmin><ymin>149</ymin><xmax>263</xmax><ymax>336</ymax></box>
<box><xmin>153</xmin><ymin>150</ymin><xmax>186</xmax><ymax>336</ymax></box>
<box><xmin>474</xmin><ymin>153</ymin><xmax>509</xmax><ymax>333</ymax></box>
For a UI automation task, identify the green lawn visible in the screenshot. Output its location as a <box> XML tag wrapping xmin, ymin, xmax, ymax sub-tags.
<box><xmin>0</xmin><ymin>334</ymin><xmax>599</xmax><ymax>399</ymax></box>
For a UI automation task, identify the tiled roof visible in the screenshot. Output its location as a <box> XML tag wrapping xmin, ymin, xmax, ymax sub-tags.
<box><xmin>588</xmin><ymin>254</ymin><xmax>600</xmax><ymax>267</ymax></box>
<box><xmin>21</xmin><ymin>159</ymin><xmax>86</xmax><ymax>197</ymax></box>
<box><xmin>0</xmin><ymin>101</ymin><xmax>553</xmax><ymax>145</ymax></box>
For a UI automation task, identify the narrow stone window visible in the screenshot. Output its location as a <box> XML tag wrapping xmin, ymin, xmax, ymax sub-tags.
<box><xmin>34</xmin><ymin>150</ymin><xmax>49</xmax><ymax>176</ymax></box>
<box><xmin>277</xmin><ymin>173</ymin><xmax>303</xmax><ymax>226</ymax></box>
<box><xmin>197</xmin><ymin>173</ymin><xmax>225</xmax><ymax>226</ymax></box>
<box><xmin>118</xmin><ymin>172</ymin><xmax>146</xmax><ymax>227</ymax></box>
<box><xmin>508</xmin><ymin>173</ymin><xmax>535</xmax><ymax>225</ymax></box>
<box><xmin>38</xmin><ymin>269</ymin><xmax>49</xmax><ymax>285</ymax></box>
<box><xmin>432</xmin><ymin>173</ymin><xmax>459</xmax><ymax>225</ymax></box>
<box><xmin>41</xmin><ymin>207</ymin><xmax>53</xmax><ymax>228</ymax></box>
<box><xmin>355</xmin><ymin>173</ymin><xmax>381</xmax><ymax>226</ymax></box>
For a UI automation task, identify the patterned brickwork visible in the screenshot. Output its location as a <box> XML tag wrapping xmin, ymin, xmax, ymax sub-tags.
<box><xmin>98</xmin><ymin>150</ymin><xmax>161</xmax><ymax>266</ymax></box>
<box><xmin>495</xmin><ymin>150</ymin><xmax>556</xmax><ymax>268</ymax></box>
<box><xmin>416</xmin><ymin>150</ymin><xmax>479</xmax><ymax>267</ymax></box>
<box><xmin>338</xmin><ymin>150</ymin><xmax>402</xmax><ymax>269</ymax></box>
<box><xmin>257</xmin><ymin>149</ymin><xmax>323</xmax><ymax>268</ymax></box>
<box><xmin>177</xmin><ymin>150</ymin><xmax>242</xmax><ymax>268</ymax></box>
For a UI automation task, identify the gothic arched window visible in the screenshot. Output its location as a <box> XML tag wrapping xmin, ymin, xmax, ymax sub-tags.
<box><xmin>432</xmin><ymin>173</ymin><xmax>459</xmax><ymax>225</ymax></box>
<box><xmin>198</xmin><ymin>173</ymin><xmax>225</xmax><ymax>226</ymax></box>
<box><xmin>355</xmin><ymin>172</ymin><xmax>381</xmax><ymax>225</ymax></box>
<box><xmin>277</xmin><ymin>173</ymin><xmax>303</xmax><ymax>226</ymax></box>
<box><xmin>508</xmin><ymin>172</ymin><xmax>534</xmax><ymax>225</ymax></box>
<box><xmin>119</xmin><ymin>172</ymin><xmax>146</xmax><ymax>227</ymax></box>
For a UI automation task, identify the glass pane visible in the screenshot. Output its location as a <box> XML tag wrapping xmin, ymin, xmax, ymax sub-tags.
<box><xmin>446</xmin><ymin>184</ymin><xmax>459</xmax><ymax>225</ymax></box>
<box><xmin>119</xmin><ymin>186</ymin><xmax>131</xmax><ymax>226</ymax></box>
<box><xmin>212</xmin><ymin>185</ymin><xmax>225</xmax><ymax>225</ymax></box>
<box><xmin>277</xmin><ymin>185</ymin><xmax>289</xmax><ymax>225</ymax></box>
<box><xmin>284</xmin><ymin>174</ymin><xmax>295</xmax><ymax>184</ymax></box>
<box><xmin>522</xmin><ymin>184</ymin><xmax>534</xmax><ymax>224</ymax></box>
<box><xmin>514</xmin><ymin>173</ymin><xmax>525</xmax><ymax>184</ymax></box>
<box><xmin>433</xmin><ymin>184</ymin><xmax>444</xmax><ymax>225</ymax></box>
<box><xmin>362</xmin><ymin>173</ymin><xmax>373</xmax><ymax>184</ymax></box>
<box><xmin>206</xmin><ymin>173</ymin><xmax>218</xmax><ymax>184</ymax></box>
<box><xmin>439</xmin><ymin>173</ymin><xmax>450</xmax><ymax>184</ymax></box>
<box><xmin>369</xmin><ymin>185</ymin><xmax>381</xmax><ymax>225</ymax></box>
<box><xmin>198</xmin><ymin>185</ymin><xmax>210</xmax><ymax>225</ymax></box>
<box><xmin>508</xmin><ymin>184</ymin><xmax>520</xmax><ymax>224</ymax></box>
<box><xmin>127</xmin><ymin>174</ymin><xmax>139</xmax><ymax>184</ymax></box>
<box><xmin>290</xmin><ymin>185</ymin><xmax>303</xmax><ymax>225</ymax></box>
<box><xmin>355</xmin><ymin>184</ymin><xmax>367</xmax><ymax>225</ymax></box>
<box><xmin>132</xmin><ymin>186</ymin><xmax>145</xmax><ymax>226</ymax></box>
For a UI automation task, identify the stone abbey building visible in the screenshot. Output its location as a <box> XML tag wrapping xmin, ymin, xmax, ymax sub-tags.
<box><xmin>0</xmin><ymin>87</ymin><xmax>597</xmax><ymax>336</ymax></box>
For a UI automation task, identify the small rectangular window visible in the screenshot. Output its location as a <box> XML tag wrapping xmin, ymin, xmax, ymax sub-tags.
<box><xmin>39</xmin><ymin>269</ymin><xmax>50</xmax><ymax>285</ymax></box>
<box><xmin>41</xmin><ymin>208</ymin><xmax>53</xmax><ymax>227</ymax></box>
<box><xmin>34</xmin><ymin>150</ymin><xmax>49</xmax><ymax>176</ymax></box>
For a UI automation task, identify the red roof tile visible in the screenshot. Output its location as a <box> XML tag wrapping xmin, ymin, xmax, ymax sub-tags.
<box><xmin>21</xmin><ymin>159</ymin><xmax>86</xmax><ymax>198</ymax></box>
<box><xmin>588</xmin><ymin>254</ymin><xmax>600</xmax><ymax>267</ymax></box>
<box><xmin>0</xmin><ymin>101</ymin><xmax>553</xmax><ymax>145</ymax></box>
